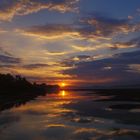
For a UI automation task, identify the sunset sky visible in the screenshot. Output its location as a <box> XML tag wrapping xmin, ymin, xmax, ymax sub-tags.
<box><xmin>0</xmin><ymin>0</ymin><xmax>140</xmax><ymax>87</ymax></box>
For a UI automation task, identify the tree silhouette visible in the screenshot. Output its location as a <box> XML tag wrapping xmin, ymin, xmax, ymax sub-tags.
<box><xmin>0</xmin><ymin>73</ymin><xmax>60</xmax><ymax>95</ymax></box>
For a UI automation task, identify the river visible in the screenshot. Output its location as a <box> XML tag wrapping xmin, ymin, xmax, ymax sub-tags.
<box><xmin>0</xmin><ymin>90</ymin><xmax>140</xmax><ymax>140</ymax></box>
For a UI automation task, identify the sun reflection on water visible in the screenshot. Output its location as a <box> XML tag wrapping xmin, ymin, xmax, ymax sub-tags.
<box><xmin>59</xmin><ymin>90</ymin><xmax>66</xmax><ymax>97</ymax></box>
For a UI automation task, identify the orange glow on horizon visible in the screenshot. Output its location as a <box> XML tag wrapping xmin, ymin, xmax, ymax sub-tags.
<box><xmin>60</xmin><ymin>82</ymin><xmax>66</xmax><ymax>87</ymax></box>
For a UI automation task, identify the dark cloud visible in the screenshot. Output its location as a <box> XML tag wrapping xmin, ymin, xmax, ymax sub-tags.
<box><xmin>0</xmin><ymin>47</ymin><xmax>21</xmax><ymax>64</ymax></box>
<box><xmin>62</xmin><ymin>50</ymin><xmax>140</xmax><ymax>85</ymax></box>
<box><xmin>23</xmin><ymin>63</ymin><xmax>49</xmax><ymax>69</ymax></box>
<box><xmin>0</xmin><ymin>64</ymin><xmax>16</xmax><ymax>68</ymax></box>
<box><xmin>23</xmin><ymin>24</ymin><xmax>75</xmax><ymax>38</ymax></box>
<box><xmin>61</xmin><ymin>55</ymin><xmax>94</xmax><ymax>67</ymax></box>
<box><xmin>112</xmin><ymin>36</ymin><xmax>140</xmax><ymax>50</ymax></box>
<box><xmin>78</xmin><ymin>14</ymin><xmax>134</xmax><ymax>38</ymax></box>
<box><xmin>21</xmin><ymin>13</ymin><xmax>140</xmax><ymax>41</ymax></box>
<box><xmin>0</xmin><ymin>54</ymin><xmax>21</xmax><ymax>64</ymax></box>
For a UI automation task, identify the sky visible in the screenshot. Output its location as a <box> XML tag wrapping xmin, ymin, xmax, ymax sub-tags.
<box><xmin>0</xmin><ymin>0</ymin><xmax>140</xmax><ymax>87</ymax></box>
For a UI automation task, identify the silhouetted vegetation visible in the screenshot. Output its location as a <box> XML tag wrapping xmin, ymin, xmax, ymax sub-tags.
<box><xmin>0</xmin><ymin>73</ymin><xmax>60</xmax><ymax>111</ymax></box>
<box><xmin>0</xmin><ymin>73</ymin><xmax>59</xmax><ymax>95</ymax></box>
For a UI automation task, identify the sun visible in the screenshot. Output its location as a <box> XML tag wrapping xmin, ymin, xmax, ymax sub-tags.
<box><xmin>61</xmin><ymin>82</ymin><xmax>66</xmax><ymax>87</ymax></box>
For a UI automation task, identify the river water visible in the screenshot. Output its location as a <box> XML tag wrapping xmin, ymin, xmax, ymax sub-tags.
<box><xmin>0</xmin><ymin>90</ymin><xmax>140</xmax><ymax>140</ymax></box>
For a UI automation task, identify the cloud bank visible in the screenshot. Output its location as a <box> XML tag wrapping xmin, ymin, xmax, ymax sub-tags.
<box><xmin>0</xmin><ymin>0</ymin><xmax>79</xmax><ymax>21</ymax></box>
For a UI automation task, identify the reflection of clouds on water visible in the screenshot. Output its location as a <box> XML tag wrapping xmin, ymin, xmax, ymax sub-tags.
<box><xmin>0</xmin><ymin>113</ymin><xmax>20</xmax><ymax>138</ymax></box>
<box><xmin>73</xmin><ymin>128</ymin><xmax>140</xmax><ymax>140</ymax></box>
<box><xmin>41</xmin><ymin>126</ymin><xmax>140</xmax><ymax>140</ymax></box>
<box><xmin>0</xmin><ymin>114</ymin><xmax>20</xmax><ymax>126</ymax></box>
<box><xmin>62</xmin><ymin>99</ymin><xmax>140</xmax><ymax>126</ymax></box>
<box><xmin>0</xmin><ymin>91</ymin><xmax>140</xmax><ymax>140</ymax></box>
<box><xmin>23</xmin><ymin>110</ymin><xmax>48</xmax><ymax>116</ymax></box>
<box><xmin>41</xmin><ymin>125</ymin><xmax>73</xmax><ymax>140</ymax></box>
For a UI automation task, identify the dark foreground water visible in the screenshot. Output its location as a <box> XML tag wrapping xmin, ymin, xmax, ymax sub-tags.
<box><xmin>0</xmin><ymin>90</ymin><xmax>140</xmax><ymax>140</ymax></box>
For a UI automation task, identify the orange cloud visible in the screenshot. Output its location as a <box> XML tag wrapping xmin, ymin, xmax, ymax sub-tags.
<box><xmin>0</xmin><ymin>0</ymin><xmax>79</xmax><ymax>21</ymax></box>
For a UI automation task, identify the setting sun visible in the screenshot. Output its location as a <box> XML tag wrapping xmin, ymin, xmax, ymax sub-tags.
<box><xmin>60</xmin><ymin>82</ymin><xmax>66</xmax><ymax>87</ymax></box>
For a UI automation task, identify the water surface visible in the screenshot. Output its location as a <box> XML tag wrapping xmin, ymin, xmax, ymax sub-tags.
<box><xmin>0</xmin><ymin>90</ymin><xmax>140</xmax><ymax>140</ymax></box>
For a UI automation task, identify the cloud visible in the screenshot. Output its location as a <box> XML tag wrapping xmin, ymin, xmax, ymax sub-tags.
<box><xmin>0</xmin><ymin>47</ymin><xmax>12</xmax><ymax>56</ymax></box>
<box><xmin>79</xmin><ymin>14</ymin><xmax>134</xmax><ymax>38</ymax></box>
<box><xmin>72</xmin><ymin>45</ymin><xmax>97</xmax><ymax>52</ymax></box>
<box><xmin>23</xmin><ymin>63</ymin><xmax>49</xmax><ymax>69</ymax></box>
<box><xmin>0</xmin><ymin>46</ymin><xmax>21</xmax><ymax>64</ymax></box>
<box><xmin>61</xmin><ymin>55</ymin><xmax>94</xmax><ymax>67</ymax></box>
<box><xmin>111</xmin><ymin>37</ymin><xmax>140</xmax><ymax>49</ymax></box>
<box><xmin>18</xmin><ymin>24</ymin><xmax>80</xmax><ymax>39</ymax></box>
<box><xmin>45</xmin><ymin>51</ymin><xmax>69</xmax><ymax>56</ymax></box>
<box><xmin>0</xmin><ymin>54</ymin><xmax>21</xmax><ymax>64</ymax></box>
<box><xmin>19</xmin><ymin>13</ymin><xmax>140</xmax><ymax>43</ymax></box>
<box><xmin>0</xmin><ymin>0</ymin><xmax>79</xmax><ymax>21</ymax></box>
<box><xmin>62</xmin><ymin>50</ymin><xmax>140</xmax><ymax>85</ymax></box>
<box><xmin>0</xmin><ymin>64</ymin><xmax>17</xmax><ymax>69</ymax></box>
<box><xmin>0</xmin><ymin>28</ymin><xmax>7</xmax><ymax>33</ymax></box>
<box><xmin>78</xmin><ymin>14</ymin><xmax>140</xmax><ymax>41</ymax></box>
<box><xmin>129</xmin><ymin>64</ymin><xmax>140</xmax><ymax>73</ymax></box>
